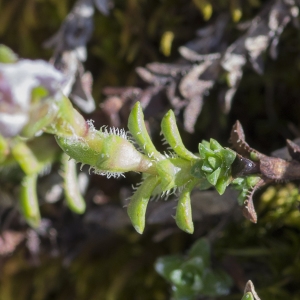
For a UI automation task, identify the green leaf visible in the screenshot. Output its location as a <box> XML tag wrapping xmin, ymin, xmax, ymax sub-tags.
<box><xmin>175</xmin><ymin>180</ymin><xmax>197</xmax><ymax>234</ymax></box>
<box><xmin>188</xmin><ymin>238</ymin><xmax>210</xmax><ymax>267</ymax></box>
<box><xmin>62</xmin><ymin>153</ymin><xmax>86</xmax><ymax>214</ymax></box>
<box><xmin>128</xmin><ymin>102</ymin><xmax>164</xmax><ymax>160</ymax></box>
<box><xmin>155</xmin><ymin>256</ymin><xmax>182</xmax><ymax>281</ymax></box>
<box><xmin>161</xmin><ymin>110</ymin><xmax>198</xmax><ymax>161</ymax></box>
<box><xmin>182</xmin><ymin>257</ymin><xmax>206</xmax><ymax>275</ymax></box>
<box><xmin>12</xmin><ymin>142</ymin><xmax>42</xmax><ymax>175</ymax></box>
<box><xmin>199</xmin><ymin>143</ymin><xmax>214</xmax><ymax>159</ymax></box>
<box><xmin>246</xmin><ymin>175</ymin><xmax>261</xmax><ymax>187</ymax></box>
<box><xmin>127</xmin><ymin>175</ymin><xmax>159</xmax><ymax>234</ymax></box>
<box><xmin>215</xmin><ymin>176</ymin><xmax>228</xmax><ymax>195</ymax></box>
<box><xmin>238</xmin><ymin>190</ymin><xmax>248</xmax><ymax>205</ymax></box>
<box><xmin>56</xmin><ymin>134</ymin><xmax>101</xmax><ymax>168</ymax></box>
<box><xmin>201</xmin><ymin>269</ymin><xmax>232</xmax><ymax>296</ymax></box>
<box><xmin>175</xmin><ymin>263</ymin><xmax>203</xmax><ymax>291</ymax></box>
<box><xmin>155</xmin><ymin>238</ymin><xmax>232</xmax><ymax>299</ymax></box>
<box><xmin>242</xmin><ymin>292</ymin><xmax>255</xmax><ymax>300</ymax></box>
<box><xmin>220</xmin><ymin>148</ymin><xmax>236</xmax><ymax>166</ymax></box>
<box><xmin>12</xmin><ymin>136</ymin><xmax>58</xmax><ymax>175</ymax></box>
<box><xmin>232</xmin><ymin>177</ymin><xmax>244</xmax><ymax>185</ymax></box>
<box><xmin>206</xmin><ymin>167</ymin><xmax>221</xmax><ymax>185</ymax></box>
<box><xmin>201</xmin><ymin>161</ymin><xmax>214</xmax><ymax>173</ymax></box>
<box><xmin>19</xmin><ymin>173</ymin><xmax>41</xmax><ymax>228</ymax></box>
<box><xmin>201</xmin><ymin>140</ymin><xmax>210</xmax><ymax>148</ymax></box>
<box><xmin>170</xmin><ymin>269</ymin><xmax>185</xmax><ymax>286</ymax></box>
<box><xmin>208</xmin><ymin>156</ymin><xmax>221</xmax><ymax>169</ymax></box>
<box><xmin>210</xmin><ymin>138</ymin><xmax>223</xmax><ymax>151</ymax></box>
<box><xmin>175</xmin><ymin>179</ymin><xmax>198</xmax><ymax>233</ymax></box>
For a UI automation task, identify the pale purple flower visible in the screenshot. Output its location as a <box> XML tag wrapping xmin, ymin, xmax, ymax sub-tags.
<box><xmin>0</xmin><ymin>59</ymin><xmax>64</xmax><ymax>137</ymax></box>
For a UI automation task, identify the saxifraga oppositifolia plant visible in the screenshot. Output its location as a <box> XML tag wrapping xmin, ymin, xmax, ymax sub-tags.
<box><xmin>3</xmin><ymin>44</ymin><xmax>300</xmax><ymax>236</ymax></box>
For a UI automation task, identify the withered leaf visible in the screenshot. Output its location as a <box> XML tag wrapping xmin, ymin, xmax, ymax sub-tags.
<box><xmin>221</xmin><ymin>38</ymin><xmax>247</xmax><ymax>112</ymax></box>
<box><xmin>244</xmin><ymin>280</ymin><xmax>261</xmax><ymax>300</ymax></box>
<box><xmin>271</xmin><ymin>138</ymin><xmax>300</xmax><ymax>160</ymax></box>
<box><xmin>166</xmin><ymin>80</ymin><xmax>187</xmax><ymax>110</ymax></box>
<box><xmin>183</xmin><ymin>95</ymin><xmax>204</xmax><ymax>133</ymax></box>
<box><xmin>136</xmin><ymin>67</ymin><xmax>170</xmax><ymax>86</ymax></box>
<box><xmin>243</xmin><ymin>178</ymin><xmax>266</xmax><ymax>224</ymax></box>
<box><xmin>286</xmin><ymin>139</ymin><xmax>300</xmax><ymax>161</ymax></box>
<box><xmin>230</xmin><ymin>120</ymin><xmax>254</xmax><ymax>157</ymax></box>
<box><xmin>179</xmin><ymin>61</ymin><xmax>217</xmax><ymax>132</ymax></box>
<box><xmin>146</xmin><ymin>62</ymin><xmax>191</xmax><ymax>76</ymax></box>
<box><xmin>179</xmin><ymin>46</ymin><xmax>221</xmax><ymax>62</ymax></box>
<box><xmin>71</xmin><ymin>70</ymin><xmax>96</xmax><ymax>113</ymax></box>
<box><xmin>245</xmin><ymin>26</ymin><xmax>270</xmax><ymax>75</ymax></box>
<box><xmin>179</xmin><ymin>61</ymin><xmax>215</xmax><ymax>99</ymax></box>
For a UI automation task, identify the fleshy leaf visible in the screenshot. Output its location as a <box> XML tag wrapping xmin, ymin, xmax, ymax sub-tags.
<box><xmin>199</xmin><ymin>143</ymin><xmax>214</xmax><ymax>159</ymax></box>
<box><xmin>201</xmin><ymin>269</ymin><xmax>232</xmax><ymax>296</ymax></box>
<box><xmin>208</xmin><ymin>156</ymin><xmax>221</xmax><ymax>169</ymax></box>
<box><xmin>246</xmin><ymin>175</ymin><xmax>261</xmax><ymax>187</ymax></box>
<box><xmin>128</xmin><ymin>102</ymin><xmax>164</xmax><ymax>160</ymax></box>
<box><xmin>127</xmin><ymin>175</ymin><xmax>159</xmax><ymax>234</ymax></box>
<box><xmin>62</xmin><ymin>153</ymin><xmax>86</xmax><ymax>214</ymax></box>
<box><xmin>161</xmin><ymin>110</ymin><xmax>198</xmax><ymax>161</ymax></box>
<box><xmin>242</xmin><ymin>292</ymin><xmax>254</xmax><ymax>300</ymax></box>
<box><xmin>12</xmin><ymin>137</ymin><xmax>58</xmax><ymax>175</ymax></box>
<box><xmin>175</xmin><ymin>179</ymin><xmax>198</xmax><ymax>234</ymax></box>
<box><xmin>20</xmin><ymin>174</ymin><xmax>41</xmax><ymax>228</ymax></box>
<box><xmin>215</xmin><ymin>176</ymin><xmax>228</xmax><ymax>195</ymax></box>
<box><xmin>207</xmin><ymin>167</ymin><xmax>221</xmax><ymax>185</ymax></box>
<box><xmin>201</xmin><ymin>161</ymin><xmax>214</xmax><ymax>173</ymax></box>
<box><xmin>210</xmin><ymin>138</ymin><xmax>223</xmax><ymax>151</ymax></box>
<box><xmin>201</xmin><ymin>140</ymin><xmax>211</xmax><ymax>148</ymax></box>
<box><xmin>155</xmin><ymin>255</ymin><xmax>183</xmax><ymax>281</ymax></box>
<box><xmin>221</xmin><ymin>148</ymin><xmax>236</xmax><ymax>166</ymax></box>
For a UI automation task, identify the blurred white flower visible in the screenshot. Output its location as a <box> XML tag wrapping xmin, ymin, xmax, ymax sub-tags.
<box><xmin>0</xmin><ymin>60</ymin><xmax>64</xmax><ymax>137</ymax></box>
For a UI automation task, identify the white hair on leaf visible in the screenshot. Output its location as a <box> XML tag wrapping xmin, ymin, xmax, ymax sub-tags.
<box><xmin>93</xmin><ymin>168</ymin><xmax>125</xmax><ymax>179</ymax></box>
